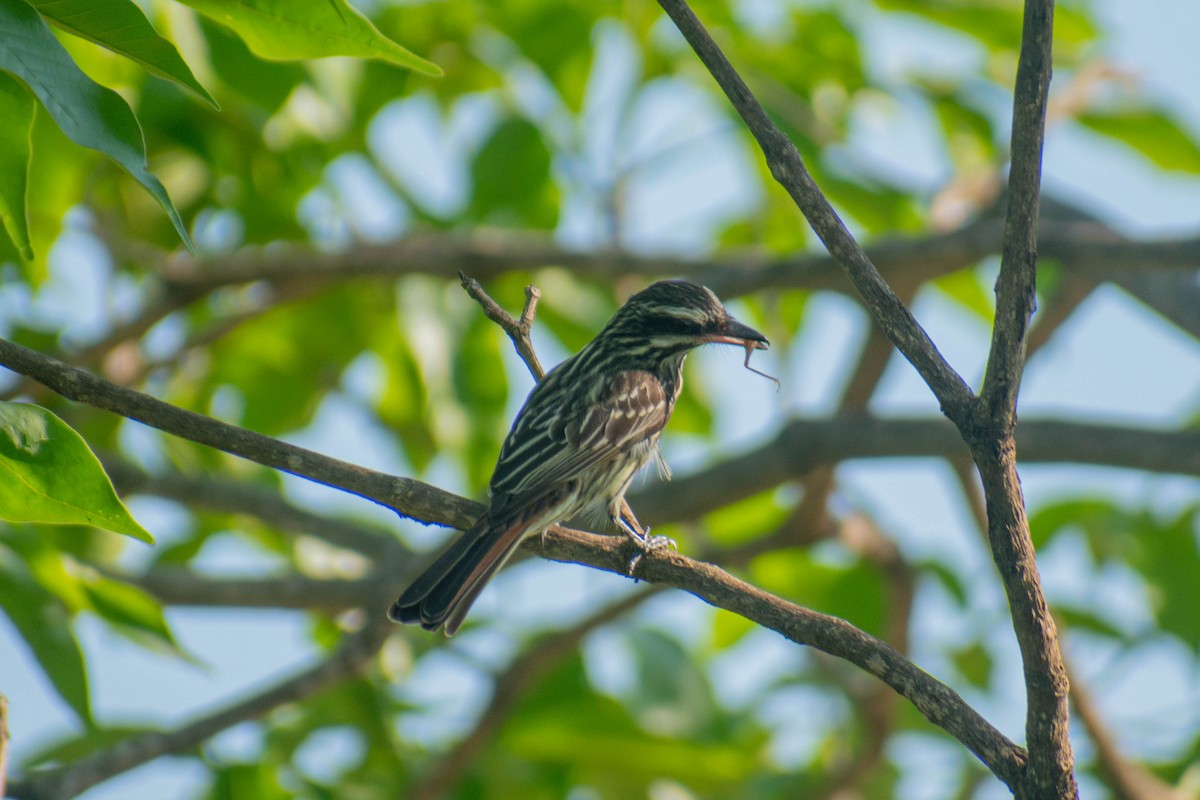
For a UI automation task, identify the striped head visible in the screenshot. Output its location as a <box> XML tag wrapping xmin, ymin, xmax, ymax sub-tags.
<box><xmin>601</xmin><ymin>280</ymin><xmax>769</xmax><ymax>360</ymax></box>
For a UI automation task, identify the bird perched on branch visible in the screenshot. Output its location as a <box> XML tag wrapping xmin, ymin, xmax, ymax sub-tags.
<box><xmin>390</xmin><ymin>280</ymin><xmax>769</xmax><ymax>635</ymax></box>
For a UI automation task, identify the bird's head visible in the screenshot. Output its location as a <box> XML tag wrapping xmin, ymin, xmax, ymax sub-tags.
<box><xmin>607</xmin><ymin>280</ymin><xmax>769</xmax><ymax>357</ymax></box>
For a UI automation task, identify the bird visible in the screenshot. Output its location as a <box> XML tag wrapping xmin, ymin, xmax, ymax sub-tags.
<box><xmin>389</xmin><ymin>279</ymin><xmax>769</xmax><ymax>635</ymax></box>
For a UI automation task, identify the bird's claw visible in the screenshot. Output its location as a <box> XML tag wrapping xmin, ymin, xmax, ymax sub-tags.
<box><xmin>625</xmin><ymin>529</ymin><xmax>677</xmax><ymax>576</ymax></box>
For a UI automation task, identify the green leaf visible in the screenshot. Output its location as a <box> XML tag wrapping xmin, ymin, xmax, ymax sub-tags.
<box><xmin>1053</xmin><ymin>604</ymin><xmax>1130</xmax><ymax>642</ymax></box>
<box><xmin>0</xmin><ymin>402</ymin><xmax>154</xmax><ymax>543</ymax></box>
<box><xmin>1134</xmin><ymin>506</ymin><xmax>1200</xmax><ymax>648</ymax></box>
<box><xmin>750</xmin><ymin>548</ymin><xmax>886</xmax><ymax>635</ymax></box>
<box><xmin>1028</xmin><ymin>497</ymin><xmax>1130</xmax><ymax>554</ymax></box>
<box><xmin>177</xmin><ymin>0</ymin><xmax>441</xmax><ymax>76</ymax></box>
<box><xmin>951</xmin><ymin>641</ymin><xmax>992</xmax><ymax>689</ymax></box>
<box><xmin>452</xmin><ymin>313</ymin><xmax>509</xmax><ymax>492</ymax></box>
<box><xmin>80</xmin><ymin>572</ymin><xmax>182</xmax><ymax>654</ymax></box>
<box><xmin>469</xmin><ymin>116</ymin><xmax>556</xmax><ymax>227</ymax></box>
<box><xmin>0</xmin><ymin>0</ymin><xmax>193</xmax><ymax>251</ymax></box>
<box><xmin>703</xmin><ymin>490</ymin><xmax>789</xmax><ymax>547</ymax></box>
<box><xmin>1079</xmin><ymin>110</ymin><xmax>1200</xmax><ymax>174</ymax></box>
<box><xmin>0</xmin><ymin>557</ymin><xmax>92</xmax><ymax>723</ymax></box>
<box><xmin>204</xmin><ymin>762</ymin><xmax>291</xmax><ymax>800</ymax></box>
<box><xmin>627</xmin><ymin>628</ymin><xmax>715</xmax><ymax>737</ymax></box>
<box><xmin>28</xmin><ymin>0</ymin><xmax>217</xmax><ymax>106</ymax></box>
<box><xmin>933</xmin><ymin>267</ymin><xmax>994</xmax><ymax>321</ymax></box>
<box><xmin>375</xmin><ymin>336</ymin><xmax>436</xmax><ymax>473</ymax></box>
<box><xmin>0</xmin><ymin>70</ymin><xmax>34</xmax><ymax>259</ymax></box>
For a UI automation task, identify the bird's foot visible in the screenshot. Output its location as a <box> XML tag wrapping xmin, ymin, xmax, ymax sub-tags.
<box><xmin>625</xmin><ymin>528</ymin><xmax>677</xmax><ymax>576</ymax></box>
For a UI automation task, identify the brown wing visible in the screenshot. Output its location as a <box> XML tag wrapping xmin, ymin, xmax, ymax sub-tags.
<box><xmin>491</xmin><ymin>369</ymin><xmax>671</xmax><ymax>503</ymax></box>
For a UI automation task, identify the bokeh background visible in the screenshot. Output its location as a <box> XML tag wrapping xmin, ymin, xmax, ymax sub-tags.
<box><xmin>1</xmin><ymin>0</ymin><xmax>1198</xmax><ymax>798</ymax></box>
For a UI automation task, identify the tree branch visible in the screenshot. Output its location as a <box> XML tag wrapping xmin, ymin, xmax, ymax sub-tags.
<box><xmin>632</xmin><ymin>416</ymin><xmax>1200</xmax><ymax>526</ymax></box>
<box><xmin>101</xmin><ymin>456</ymin><xmax>403</xmax><ymax>560</ymax></box>
<box><xmin>120</xmin><ymin>570</ymin><xmax>387</xmax><ymax>610</ymax></box>
<box><xmin>655</xmin><ymin>0</ymin><xmax>976</xmax><ymax>422</ymax></box>
<box><xmin>973</xmin><ymin>2</ymin><xmax>1077</xmax><ymax>795</ymax></box>
<box><xmin>982</xmin><ymin>0</ymin><xmax>1054</xmax><ymax>421</ymax></box>
<box><xmin>458</xmin><ymin>272</ymin><xmax>545</xmax><ymax>381</ymax></box>
<box><xmin>0</xmin><ymin>337</ymin><xmax>1030</xmax><ymax>789</ymax></box>
<box><xmin>0</xmin><ymin>337</ymin><xmax>476</xmax><ymax>532</ymax></box>
<box><xmin>531</xmin><ymin>527</ymin><xmax>1027</xmax><ymax>789</ymax></box>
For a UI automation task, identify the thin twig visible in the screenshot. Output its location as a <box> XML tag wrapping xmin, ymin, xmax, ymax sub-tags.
<box><xmin>458</xmin><ymin>272</ymin><xmax>545</xmax><ymax>380</ymax></box>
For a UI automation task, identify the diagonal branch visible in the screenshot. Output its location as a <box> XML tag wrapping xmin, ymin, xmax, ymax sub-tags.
<box><xmin>101</xmin><ymin>456</ymin><xmax>403</xmax><ymax>560</ymax></box>
<box><xmin>654</xmin><ymin>0</ymin><xmax>976</xmax><ymax>424</ymax></box>
<box><xmin>0</xmin><ymin>337</ymin><xmax>1026</xmax><ymax>789</ymax></box>
<box><xmin>533</xmin><ymin>527</ymin><xmax>1027</xmax><ymax>789</ymax></box>
<box><xmin>0</xmin><ymin>337</ymin><xmax>475</xmax><ymax>532</ymax></box>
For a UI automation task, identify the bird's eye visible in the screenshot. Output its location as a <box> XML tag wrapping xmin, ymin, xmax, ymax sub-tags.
<box><xmin>650</xmin><ymin>314</ymin><xmax>705</xmax><ymax>337</ymax></box>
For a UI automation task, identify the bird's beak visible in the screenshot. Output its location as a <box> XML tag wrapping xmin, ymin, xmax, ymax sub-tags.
<box><xmin>702</xmin><ymin>317</ymin><xmax>769</xmax><ymax>350</ymax></box>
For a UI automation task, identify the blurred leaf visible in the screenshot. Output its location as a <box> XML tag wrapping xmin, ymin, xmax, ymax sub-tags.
<box><xmin>750</xmin><ymin>548</ymin><xmax>886</xmax><ymax>636</ymax></box>
<box><xmin>29</xmin><ymin>0</ymin><xmax>217</xmax><ymax>106</ymax></box>
<box><xmin>877</xmin><ymin>0</ymin><xmax>1022</xmax><ymax>53</ymax></box>
<box><xmin>203</xmin><ymin>761</ymin><xmax>290</xmax><ymax>800</ymax></box>
<box><xmin>0</xmin><ymin>555</ymin><xmax>92</xmax><ymax>724</ymax></box>
<box><xmin>200</xmin><ymin>15</ymin><xmax>308</xmax><ymax>111</ymax></box>
<box><xmin>951</xmin><ymin>641</ymin><xmax>992</xmax><ymax>689</ymax></box>
<box><xmin>711</xmin><ymin>608</ymin><xmax>756</xmax><ymax>649</ymax></box>
<box><xmin>0</xmin><ymin>71</ymin><xmax>34</xmax><ymax>260</ymax></box>
<box><xmin>0</xmin><ymin>403</ymin><xmax>153</xmax><ymax>543</ymax></box>
<box><xmin>1080</xmin><ymin>110</ymin><xmax>1200</xmax><ymax>174</ymax></box>
<box><xmin>505</xmin><ymin>3</ymin><xmax>595</xmax><ymax>109</ymax></box>
<box><xmin>469</xmin><ymin>116</ymin><xmax>556</xmax><ymax>227</ymax></box>
<box><xmin>0</xmin><ymin>0</ymin><xmax>193</xmax><ymax>250</ymax></box>
<box><xmin>1053</xmin><ymin>604</ymin><xmax>1130</xmax><ymax>642</ymax></box>
<box><xmin>704</xmin><ymin>490</ymin><xmax>790</xmax><ymax>547</ymax></box>
<box><xmin>200</xmin><ymin>285</ymin><xmax>392</xmax><ymax>435</ymax></box>
<box><xmin>627</xmin><ymin>628</ymin><xmax>715</xmax><ymax>737</ymax></box>
<box><xmin>1028</xmin><ymin>496</ymin><xmax>1134</xmax><ymax>558</ymax></box>
<box><xmin>375</xmin><ymin>336</ymin><xmax>436</xmax><ymax>473</ymax></box>
<box><xmin>933</xmin><ymin>267</ymin><xmax>994</xmax><ymax>321</ymax></box>
<box><xmin>1133</xmin><ymin>505</ymin><xmax>1200</xmax><ymax>648</ymax></box>
<box><xmin>179</xmin><ymin>0</ymin><xmax>441</xmax><ymax>76</ymax></box>
<box><xmin>917</xmin><ymin>559</ymin><xmax>970</xmax><ymax>607</ymax></box>
<box><xmin>80</xmin><ymin>572</ymin><xmax>183</xmax><ymax>655</ymax></box>
<box><xmin>453</xmin><ymin>312</ymin><xmax>509</xmax><ymax>491</ymax></box>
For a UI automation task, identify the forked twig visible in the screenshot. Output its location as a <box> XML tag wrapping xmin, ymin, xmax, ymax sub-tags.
<box><xmin>458</xmin><ymin>271</ymin><xmax>545</xmax><ymax>381</ymax></box>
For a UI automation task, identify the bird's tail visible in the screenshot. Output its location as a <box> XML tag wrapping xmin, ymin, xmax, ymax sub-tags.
<box><xmin>388</xmin><ymin>515</ymin><xmax>529</xmax><ymax>635</ymax></box>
